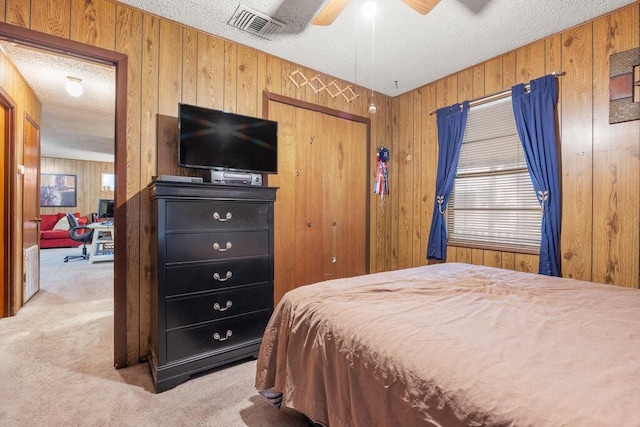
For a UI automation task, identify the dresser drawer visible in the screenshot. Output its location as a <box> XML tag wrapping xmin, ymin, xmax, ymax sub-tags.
<box><xmin>165</xmin><ymin>200</ymin><xmax>270</xmax><ymax>231</ymax></box>
<box><xmin>166</xmin><ymin>256</ymin><xmax>270</xmax><ymax>296</ymax></box>
<box><xmin>166</xmin><ymin>230</ymin><xmax>269</xmax><ymax>263</ymax></box>
<box><xmin>166</xmin><ymin>283</ymin><xmax>272</xmax><ymax>329</ymax></box>
<box><xmin>166</xmin><ymin>310</ymin><xmax>271</xmax><ymax>362</ymax></box>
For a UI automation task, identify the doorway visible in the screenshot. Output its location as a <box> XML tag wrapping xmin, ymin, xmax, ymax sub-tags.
<box><xmin>0</xmin><ymin>22</ymin><xmax>128</xmax><ymax>368</ymax></box>
<box><xmin>22</xmin><ymin>115</ymin><xmax>39</xmax><ymax>303</ymax></box>
<box><xmin>0</xmin><ymin>87</ymin><xmax>15</xmax><ymax>318</ymax></box>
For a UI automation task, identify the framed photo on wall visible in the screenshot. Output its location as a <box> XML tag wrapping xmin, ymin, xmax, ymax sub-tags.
<box><xmin>40</xmin><ymin>173</ymin><xmax>77</xmax><ymax>207</ymax></box>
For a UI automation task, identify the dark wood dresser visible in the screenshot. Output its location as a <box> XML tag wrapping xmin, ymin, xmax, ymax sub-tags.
<box><xmin>148</xmin><ymin>180</ymin><xmax>276</xmax><ymax>392</ymax></box>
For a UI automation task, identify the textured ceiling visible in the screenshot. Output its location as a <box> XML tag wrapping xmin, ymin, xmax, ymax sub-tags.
<box><xmin>0</xmin><ymin>0</ymin><xmax>636</xmax><ymax>162</ymax></box>
<box><xmin>119</xmin><ymin>0</ymin><xmax>636</xmax><ymax>96</ymax></box>
<box><xmin>0</xmin><ymin>42</ymin><xmax>115</xmax><ymax>162</ymax></box>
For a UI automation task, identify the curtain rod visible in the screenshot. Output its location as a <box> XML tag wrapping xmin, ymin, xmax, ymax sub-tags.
<box><xmin>428</xmin><ymin>71</ymin><xmax>565</xmax><ymax>116</ymax></box>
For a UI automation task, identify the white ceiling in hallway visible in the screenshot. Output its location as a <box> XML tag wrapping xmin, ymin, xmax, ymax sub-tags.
<box><xmin>0</xmin><ymin>42</ymin><xmax>115</xmax><ymax>163</ymax></box>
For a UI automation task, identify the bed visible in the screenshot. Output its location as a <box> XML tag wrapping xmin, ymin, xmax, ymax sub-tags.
<box><xmin>255</xmin><ymin>262</ymin><xmax>640</xmax><ymax>426</ymax></box>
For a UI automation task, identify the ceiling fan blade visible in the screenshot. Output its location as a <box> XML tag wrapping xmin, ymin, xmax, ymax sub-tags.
<box><xmin>401</xmin><ymin>0</ymin><xmax>441</xmax><ymax>15</ymax></box>
<box><xmin>312</xmin><ymin>0</ymin><xmax>350</xmax><ymax>26</ymax></box>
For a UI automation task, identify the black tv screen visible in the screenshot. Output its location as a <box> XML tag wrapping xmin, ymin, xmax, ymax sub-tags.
<box><xmin>178</xmin><ymin>103</ymin><xmax>278</xmax><ymax>174</ymax></box>
<box><xmin>97</xmin><ymin>198</ymin><xmax>114</xmax><ymax>219</ymax></box>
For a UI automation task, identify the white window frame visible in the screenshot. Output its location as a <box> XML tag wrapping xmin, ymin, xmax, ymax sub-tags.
<box><xmin>101</xmin><ymin>173</ymin><xmax>115</xmax><ymax>192</ymax></box>
<box><xmin>447</xmin><ymin>97</ymin><xmax>541</xmax><ymax>254</ymax></box>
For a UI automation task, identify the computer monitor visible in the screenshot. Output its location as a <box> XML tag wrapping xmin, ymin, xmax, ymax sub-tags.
<box><xmin>97</xmin><ymin>198</ymin><xmax>114</xmax><ymax>219</ymax></box>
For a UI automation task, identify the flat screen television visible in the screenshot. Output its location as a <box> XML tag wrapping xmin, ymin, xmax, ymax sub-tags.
<box><xmin>178</xmin><ymin>103</ymin><xmax>278</xmax><ymax>174</ymax></box>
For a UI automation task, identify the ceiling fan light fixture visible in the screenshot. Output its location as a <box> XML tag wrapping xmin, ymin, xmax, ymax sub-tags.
<box><xmin>362</xmin><ymin>1</ymin><xmax>377</xmax><ymax>18</ymax></box>
<box><xmin>313</xmin><ymin>0</ymin><xmax>439</xmax><ymax>26</ymax></box>
<box><xmin>65</xmin><ymin>76</ymin><xmax>83</xmax><ymax>97</ymax></box>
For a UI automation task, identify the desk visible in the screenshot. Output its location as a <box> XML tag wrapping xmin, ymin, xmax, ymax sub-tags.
<box><xmin>87</xmin><ymin>222</ymin><xmax>114</xmax><ymax>263</ymax></box>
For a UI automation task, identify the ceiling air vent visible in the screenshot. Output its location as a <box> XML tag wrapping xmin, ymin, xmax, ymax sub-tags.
<box><xmin>228</xmin><ymin>5</ymin><xmax>286</xmax><ymax>40</ymax></box>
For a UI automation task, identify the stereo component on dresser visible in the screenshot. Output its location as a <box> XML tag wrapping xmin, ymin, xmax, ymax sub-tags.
<box><xmin>148</xmin><ymin>179</ymin><xmax>276</xmax><ymax>393</ymax></box>
<box><xmin>201</xmin><ymin>169</ymin><xmax>263</xmax><ymax>186</ymax></box>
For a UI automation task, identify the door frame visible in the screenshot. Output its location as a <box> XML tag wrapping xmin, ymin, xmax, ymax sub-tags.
<box><xmin>0</xmin><ymin>86</ymin><xmax>16</xmax><ymax>318</ymax></box>
<box><xmin>0</xmin><ymin>22</ymin><xmax>128</xmax><ymax>368</ymax></box>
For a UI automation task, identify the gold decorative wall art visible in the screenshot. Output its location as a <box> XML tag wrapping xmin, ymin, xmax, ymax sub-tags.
<box><xmin>288</xmin><ymin>69</ymin><xmax>358</xmax><ymax>103</ymax></box>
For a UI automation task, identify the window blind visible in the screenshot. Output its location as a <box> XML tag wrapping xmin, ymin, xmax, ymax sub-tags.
<box><xmin>448</xmin><ymin>97</ymin><xmax>541</xmax><ymax>253</ymax></box>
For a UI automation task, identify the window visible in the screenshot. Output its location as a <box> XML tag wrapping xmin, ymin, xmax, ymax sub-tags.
<box><xmin>101</xmin><ymin>173</ymin><xmax>115</xmax><ymax>192</ymax></box>
<box><xmin>447</xmin><ymin>97</ymin><xmax>541</xmax><ymax>253</ymax></box>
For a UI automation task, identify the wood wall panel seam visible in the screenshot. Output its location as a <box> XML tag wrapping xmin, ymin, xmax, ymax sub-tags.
<box><xmin>2</xmin><ymin>0</ymin><xmax>638</xmax><ymax>370</ymax></box>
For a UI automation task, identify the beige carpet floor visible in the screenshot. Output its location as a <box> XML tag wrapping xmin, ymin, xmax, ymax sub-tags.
<box><xmin>0</xmin><ymin>246</ymin><xmax>308</xmax><ymax>427</ymax></box>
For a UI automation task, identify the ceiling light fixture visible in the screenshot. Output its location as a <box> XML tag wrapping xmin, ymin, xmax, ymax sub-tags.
<box><xmin>367</xmin><ymin>2</ymin><xmax>377</xmax><ymax>114</ymax></box>
<box><xmin>65</xmin><ymin>76</ymin><xmax>83</xmax><ymax>97</ymax></box>
<box><xmin>362</xmin><ymin>0</ymin><xmax>376</xmax><ymax>18</ymax></box>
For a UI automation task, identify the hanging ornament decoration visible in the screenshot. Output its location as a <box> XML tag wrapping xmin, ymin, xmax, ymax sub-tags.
<box><xmin>374</xmin><ymin>146</ymin><xmax>389</xmax><ymax>205</ymax></box>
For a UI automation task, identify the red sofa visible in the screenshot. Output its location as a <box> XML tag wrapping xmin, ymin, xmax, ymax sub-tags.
<box><xmin>40</xmin><ymin>212</ymin><xmax>88</xmax><ymax>249</ymax></box>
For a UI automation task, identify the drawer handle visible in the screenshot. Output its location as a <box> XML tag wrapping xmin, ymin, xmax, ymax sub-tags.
<box><xmin>213</xmin><ymin>212</ymin><xmax>232</xmax><ymax>222</ymax></box>
<box><xmin>213</xmin><ymin>301</ymin><xmax>233</xmax><ymax>311</ymax></box>
<box><xmin>213</xmin><ymin>271</ymin><xmax>233</xmax><ymax>282</ymax></box>
<box><xmin>213</xmin><ymin>330</ymin><xmax>232</xmax><ymax>342</ymax></box>
<box><xmin>213</xmin><ymin>242</ymin><xmax>232</xmax><ymax>252</ymax></box>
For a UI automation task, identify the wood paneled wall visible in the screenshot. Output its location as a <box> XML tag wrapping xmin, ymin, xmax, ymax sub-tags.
<box><xmin>0</xmin><ymin>0</ymin><xmax>392</xmax><ymax>365</ymax></box>
<box><xmin>2</xmin><ymin>0</ymin><xmax>638</xmax><ymax>367</ymax></box>
<box><xmin>0</xmin><ymin>47</ymin><xmax>41</xmax><ymax>314</ymax></box>
<box><xmin>389</xmin><ymin>4</ymin><xmax>640</xmax><ymax>288</ymax></box>
<box><xmin>40</xmin><ymin>157</ymin><xmax>114</xmax><ymax>217</ymax></box>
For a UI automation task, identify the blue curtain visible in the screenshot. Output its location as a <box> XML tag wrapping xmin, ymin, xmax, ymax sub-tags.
<box><xmin>511</xmin><ymin>75</ymin><xmax>561</xmax><ymax>276</ymax></box>
<box><xmin>426</xmin><ymin>101</ymin><xmax>469</xmax><ymax>260</ymax></box>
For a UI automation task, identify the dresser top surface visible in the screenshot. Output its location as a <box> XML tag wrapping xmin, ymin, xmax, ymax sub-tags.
<box><xmin>149</xmin><ymin>180</ymin><xmax>277</xmax><ymax>201</ymax></box>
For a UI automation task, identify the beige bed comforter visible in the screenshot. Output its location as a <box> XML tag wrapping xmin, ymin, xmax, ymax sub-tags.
<box><xmin>255</xmin><ymin>263</ymin><xmax>640</xmax><ymax>426</ymax></box>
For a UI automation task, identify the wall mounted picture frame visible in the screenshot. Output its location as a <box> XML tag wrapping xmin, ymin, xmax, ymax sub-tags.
<box><xmin>40</xmin><ymin>173</ymin><xmax>77</xmax><ymax>207</ymax></box>
<box><xmin>609</xmin><ymin>47</ymin><xmax>640</xmax><ymax>124</ymax></box>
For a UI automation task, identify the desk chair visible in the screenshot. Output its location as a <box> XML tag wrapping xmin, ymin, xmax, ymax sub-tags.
<box><xmin>64</xmin><ymin>213</ymin><xmax>94</xmax><ymax>262</ymax></box>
